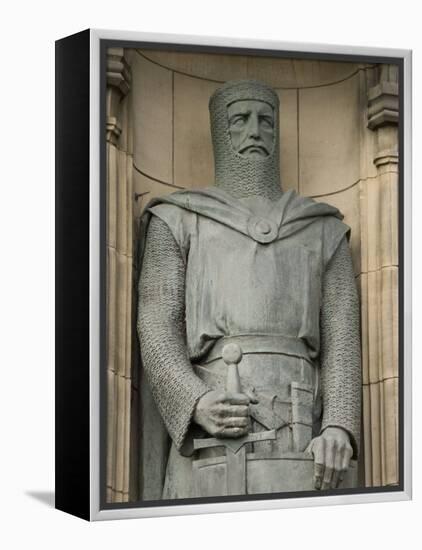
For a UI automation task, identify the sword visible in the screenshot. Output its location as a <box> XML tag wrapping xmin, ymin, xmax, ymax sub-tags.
<box><xmin>193</xmin><ymin>343</ymin><xmax>276</xmax><ymax>495</ymax></box>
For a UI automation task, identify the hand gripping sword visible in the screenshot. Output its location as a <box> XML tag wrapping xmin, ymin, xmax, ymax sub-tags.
<box><xmin>193</xmin><ymin>343</ymin><xmax>277</xmax><ymax>495</ymax></box>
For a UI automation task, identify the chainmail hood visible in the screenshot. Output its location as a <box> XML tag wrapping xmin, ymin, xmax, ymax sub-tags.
<box><xmin>209</xmin><ymin>79</ymin><xmax>282</xmax><ymax>200</ymax></box>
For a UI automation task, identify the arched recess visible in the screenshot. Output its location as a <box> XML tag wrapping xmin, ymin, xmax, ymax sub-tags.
<box><xmin>105</xmin><ymin>48</ymin><xmax>399</xmax><ymax>502</ymax></box>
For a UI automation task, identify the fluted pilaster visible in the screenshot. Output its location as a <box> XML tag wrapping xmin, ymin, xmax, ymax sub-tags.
<box><xmin>105</xmin><ymin>48</ymin><xmax>133</xmax><ymax>503</ymax></box>
<box><xmin>361</xmin><ymin>64</ymin><xmax>399</xmax><ymax>487</ymax></box>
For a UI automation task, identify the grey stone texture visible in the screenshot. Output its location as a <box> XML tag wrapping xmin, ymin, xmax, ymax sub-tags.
<box><xmin>106</xmin><ymin>50</ymin><xmax>399</xmax><ymax>502</ymax></box>
<box><xmin>137</xmin><ymin>80</ymin><xmax>361</xmax><ymax>498</ymax></box>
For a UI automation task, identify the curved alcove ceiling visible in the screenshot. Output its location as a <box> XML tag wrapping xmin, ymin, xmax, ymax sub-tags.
<box><xmin>131</xmin><ymin>52</ymin><xmax>174</xmax><ymax>184</ymax></box>
<box><xmin>137</xmin><ymin>49</ymin><xmax>370</xmax><ymax>89</ymax></box>
<box><xmin>130</xmin><ymin>51</ymin><xmax>370</xmax><ymax>198</ymax></box>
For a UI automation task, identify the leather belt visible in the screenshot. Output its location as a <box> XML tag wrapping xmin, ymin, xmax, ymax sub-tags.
<box><xmin>201</xmin><ymin>334</ymin><xmax>312</xmax><ymax>365</ymax></box>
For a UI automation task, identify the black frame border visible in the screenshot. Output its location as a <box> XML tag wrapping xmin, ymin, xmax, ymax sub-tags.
<box><xmin>55</xmin><ymin>29</ymin><xmax>91</xmax><ymax>521</ymax></box>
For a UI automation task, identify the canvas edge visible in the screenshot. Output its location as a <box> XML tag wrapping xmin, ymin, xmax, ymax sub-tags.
<box><xmin>88</xmin><ymin>28</ymin><xmax>413</xmax><ymax>521</ymax></box>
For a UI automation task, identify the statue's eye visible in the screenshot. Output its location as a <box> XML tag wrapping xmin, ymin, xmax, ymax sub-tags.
<box><xmin>230</xmin><ymin>115</ymin><xmax>247</xmax><ymax>128</ymax></box>
<box><xmin>260</xmin><ymin>117</ymin><xmax>274</xmax><ymax>129</ymax></box>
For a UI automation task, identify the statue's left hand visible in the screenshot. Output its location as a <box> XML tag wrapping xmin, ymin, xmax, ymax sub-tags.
<box><xmin>306</xmin><ymin>427</ymin><xmax>353</xmax><ymax>490</ymax></box>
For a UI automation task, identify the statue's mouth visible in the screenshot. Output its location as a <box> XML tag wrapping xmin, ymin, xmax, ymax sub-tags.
<box><xmin>239</xmin><ymin>145</ymin><xmax>269</xmax><ymax>157</ymax></box>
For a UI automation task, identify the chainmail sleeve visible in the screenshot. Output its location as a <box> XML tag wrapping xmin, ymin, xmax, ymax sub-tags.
<box><xmin>137</xmin><ymin>215</ymin><xmax>210</xmax><ymax>451</ymax></box>
<box><xmin>319</xmin><ymin>236</ymin><xmax>361</xmax><ymax>458</ymax></box>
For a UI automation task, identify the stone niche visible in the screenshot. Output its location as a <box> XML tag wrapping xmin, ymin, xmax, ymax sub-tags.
<box><xmin>105</xmin><ymin>47</ymin><xmax>399</xmax><ymax>502</ymax></box>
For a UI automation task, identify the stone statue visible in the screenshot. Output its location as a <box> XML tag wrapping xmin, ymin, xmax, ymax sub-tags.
<box><xmin>137</xmin><ymin>79</ymin><xmax>361</xmax><ymax>499</ymax></box>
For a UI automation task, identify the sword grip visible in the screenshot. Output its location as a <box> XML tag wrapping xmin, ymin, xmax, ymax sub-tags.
<box><xmin>222</xmin><ymin>343</ymin><xmax>243</xmax><ymax>394</ymax></box>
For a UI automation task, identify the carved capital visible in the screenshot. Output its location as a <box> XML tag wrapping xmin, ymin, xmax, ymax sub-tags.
<box><xmin>367</xmin><ymin>64</ymin><xmax>399</xmax><ymax>130</ymax></box>
<box><xmin>107</xmin><ymin>48</ymin><xmax>131</xmax><ymax>98</ymax></box>
<box><xmin>373</xmin><ymin>148</ymin><xmax>398</xmax><ymax>169</ymax></box>
<box><xmin>106</xmin><ymin>116</ymin><xmax>122</xmax><ymax>145</ymax></box>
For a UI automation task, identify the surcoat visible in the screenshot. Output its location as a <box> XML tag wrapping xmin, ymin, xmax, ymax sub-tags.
<box><xmin>137</xmin><ymin>186</ymin><xmax>360</xmax><ymax>498</ymax></box>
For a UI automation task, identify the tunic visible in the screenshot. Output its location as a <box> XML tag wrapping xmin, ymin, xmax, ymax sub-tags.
<box><xmin>137</xmin><ymin>186</ymin><xmax>361</xmax><ymax>499</ymax></box>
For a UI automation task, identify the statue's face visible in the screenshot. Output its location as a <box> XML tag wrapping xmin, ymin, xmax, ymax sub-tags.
<box><xmin>227</xmin><ymin>100</ymin><xmax>275</xmax><ymax>158</ymax></box>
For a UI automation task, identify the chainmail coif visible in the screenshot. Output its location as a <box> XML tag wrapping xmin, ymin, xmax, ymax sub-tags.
<box><xmin>209</xmin><ymin>79</ymin><xmax>282</xmax><ymax>200</ymax></box>
<box><xmin>138</xmin><ymin>216</ymin><xmax>361</xmax><ymax>456</ymax></box>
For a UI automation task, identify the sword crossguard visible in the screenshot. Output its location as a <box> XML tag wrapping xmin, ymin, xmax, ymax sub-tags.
<box><xmin>193</xmin><ymin>429</ymin><xmax>277</xmax><ymax>454</ymax></box>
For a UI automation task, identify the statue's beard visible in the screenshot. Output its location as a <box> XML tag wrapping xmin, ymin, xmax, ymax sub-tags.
<box><xmin>213</xmin><ymin>143</ymin><xmax>283</xmax><ymax>201</ymax></box>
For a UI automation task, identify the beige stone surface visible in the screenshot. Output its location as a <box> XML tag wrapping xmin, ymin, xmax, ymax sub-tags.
<box><xmin>359</xmin><ymin>147</ymin><xmax>399</xmax><ymax>489</ymax></box>
<box><xmin>116</xmin><ymin>150</ymin><xmax>129</xmax><ymax>255</ymax></box>
<box><xmin>362</xmin><ymin>385</ymin><xmax>373</xmax><ymax>485</ymax></box>
<box><xmin>106</xmin><ymin>367</ymin><xmax>116</xmax><ymax>498</ymax></box>
<box><xmin>118</xmin><ymin>91</ymin><xmax>133</xmax><ymax>155</ymax></box>
<box><xmin>114</xmin><ymin>374</ymin><xmax>130</xmax><ymax>499</ymax></box>
<box><xmin>106</xmin><ymin>87</ymin><xmax>122</xmax><ymax>129</ymax></box>
<box><xmin>126</xmin><ymin>158</ymin><xmax>134</xmax><ymax>257</ymax></box>
<box><xmin>124</xmin><ymin>247</ymin><xmax>133</xmax><ymax>381</ymax></box>
<box><xmin>247</xmin><ymin>57</ymin><xmax>361</xmax><ymax>89</ymax></box>
<box><xmin>106</xmin><ymin>251</ymin><xmax>133</xmax><ymax>503</ymax></box>
<box><xmin>115</xmin><ymin>253</ymin><xmax>130</xmax><ymax>377</ymax></box>
<box><xmin>299</xmin><ymin>73</ymin><xmax>361</xmax><ymax>196</ymax></box>
<box><xmin>376</xmin><ymin>126</ymin><xmax>398</xmax><ymax>163</ymax></box>
<box><xmin>360</xmin><ymin>267</ymin><xmax>398</xmax><ymax>385</ymax></box>
<box><xmin>133</xmin><ymin>169</ymin><xmax>185</xmax><ymax>221</ymax></box>
<box><xmin>360</xmin><ymin>273</ymin><xmax>369</xmax><ymax>386</ymax></box>
<box><xmin>124</xmin><ymin>160</ymin><xmax>134</xmax><ymax>380</ymax></box>
<box><xmin>368</xmin><ymin>381</ymin><xmax>382</xmax><ymax>486</ymax></box>
<box><xmin>124</xmin><ymin>376</ymin><xmax>132</xmax><ymax>498</ymax></box>
<box><xmin>360</xmin><ymin>171</ymin><xmax>398</xmax><ymax>273</ymax></box>
<box><xmin>383</xmin><ymin>376</ymin><xmax>399</xmax><ymax>485</ymax></box>
<box><xmin>114</xmin><ymin>154</ymin><xmax>132</xmax><ymax>257</ymax></box>
<box><xmin>106</xmin><ymin>53</ymin><xmax>136</xmax><ymax>502</ymax></box>
<box><xmin>139</xmin><ymin>49</ymin><xmax>247</xmax><ymax>83</ymax></box>
<box><xmin>107</xmin><ymin>143</ymin><xmax>118</xmax><ymax>249</ymax></box>
<box><xmin>142</xmin><ymin>49</ymin><xmax>361</xmax><ymax>89</ymax></box>
<box><xmin>129</xmin><ymin>384</ymin><xmax>140</xmax><ymax>501</ymax></box>
<box><xmin>106</xmin><ymin>246</ymin><xmax>117</xmax><ymax>375</ymax></box>
<box><xmin>131</xmin><ymin>52</ymin><xmax>173</xmax><ymax>183</ymax></box>
<box><xmin>381</xmin><ymin>267</ymin><xmax>399</xmax><ymax>381</ymax></box>
<box><xmin>278</xmin><ymin>89</ymin><xmax>298</xmax><ymax>192</ymax></box>
<box><xmin>358</xmin><ymin>69</ymin><xmax>379</xmax><ymax>180</ymax></box>
<box><xmin>360</xmin><ymin>264</ymin><xmax>399</xmax><ymax>487</ymax></box>
<box><xmin>363</xmin><ymin>375</ymin><xmax>399</xmax><ymax>487</ymax></box>
<box><xmin>173</xmin><ymin>73</ymin><xmax>218</xmax><ymax>188</ymax></box>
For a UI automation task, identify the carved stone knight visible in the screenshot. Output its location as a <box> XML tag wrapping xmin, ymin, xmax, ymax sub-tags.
<box><xmin>137</xmin><ymin>80</ymin><xmax>361</xmax><ymax>499</ymax></box>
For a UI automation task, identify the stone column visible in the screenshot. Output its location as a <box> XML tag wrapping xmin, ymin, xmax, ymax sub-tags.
<box><xmin>361</xmin><ymin>64</ymin><xmax>399</xmax><ymax>486</ymax></box>
<box><xmin>105</xmin><ymin>48</ymin><xmax>133</xmax><ymax>503</ymax></box>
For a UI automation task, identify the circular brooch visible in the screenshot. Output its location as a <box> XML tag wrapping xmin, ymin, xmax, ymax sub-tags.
<box><xmin>247</xmin><ymin>217</ymin><xmax>278</xmax><ymax>244</ymax></box>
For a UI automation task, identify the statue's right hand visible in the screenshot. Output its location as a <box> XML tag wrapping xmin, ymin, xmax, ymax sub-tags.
<box><xmin>193</xmin><ymin>390</ymin><xmax>257</xmax><ymax>438</ymax></box>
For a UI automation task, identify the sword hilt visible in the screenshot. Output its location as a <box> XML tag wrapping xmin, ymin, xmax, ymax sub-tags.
<box><xmin>194</xmin><ymin>342</ymin><xmax>277</xmax><ymax>458</ymax></box>
<box><xmin>222</xmin><ymin>343</ymin><xmax>243</xmax><ymax>394</ymax></box>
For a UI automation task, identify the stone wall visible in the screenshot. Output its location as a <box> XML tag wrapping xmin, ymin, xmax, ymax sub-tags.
<box><xmin>105</xmin><ymin>48</ymin><xmax>399</xmax><ymax>501</ymax></box>
<box><xmin>105</xmin><ymin>48</ymin><xmax>133</xmax><ymax>502</ymax></box>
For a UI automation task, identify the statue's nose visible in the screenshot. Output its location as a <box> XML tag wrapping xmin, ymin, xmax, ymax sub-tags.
<box><xmin>247</xmin><ymin>113</ymin><xmax>260</xmax><ymax>138</ymax></box>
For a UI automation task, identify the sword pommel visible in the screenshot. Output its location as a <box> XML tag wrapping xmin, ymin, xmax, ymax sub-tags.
<box><xmin>222</xmin><ymin>343</ymin><xmax>243</xmax><ymax>365</ymax></box>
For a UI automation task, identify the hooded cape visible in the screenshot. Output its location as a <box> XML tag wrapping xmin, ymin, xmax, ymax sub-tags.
<box><xmin>136</xmin><ymin>186</ymin><xmax>350</xmax><ymax>499</ymax></box>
